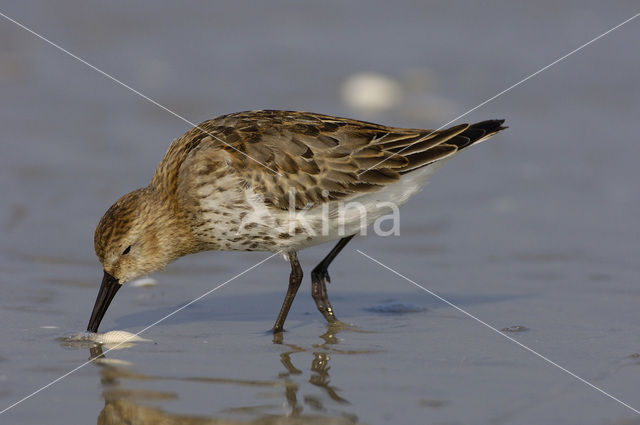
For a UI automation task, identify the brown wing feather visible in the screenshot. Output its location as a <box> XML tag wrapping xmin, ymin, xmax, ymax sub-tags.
<box><xmin>169</xmin><ymin>110</ymin><xmax>506</xmax><ymax>210</ymax></box>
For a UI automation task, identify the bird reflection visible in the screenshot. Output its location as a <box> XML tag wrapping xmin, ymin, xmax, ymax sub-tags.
<box><xmin>276</xmin><ymin>325</ymin><xmax>352</xmax><ymax>413</ymax></box>
<box><xmin>90</xmin><ymin>325</ymin><xmax>371</xmax><ymax>424</ymax></box>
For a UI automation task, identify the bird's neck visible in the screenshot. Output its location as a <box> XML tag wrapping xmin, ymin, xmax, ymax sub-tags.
<box><xmin>150</xmin><ymin>127</ymin><xmax>208</xmax><ymax>196</ymax></box>
<box><xmin>144</xmin><ymin>186</ymin><xmax>200</xmax><ymax>260</ymax></box>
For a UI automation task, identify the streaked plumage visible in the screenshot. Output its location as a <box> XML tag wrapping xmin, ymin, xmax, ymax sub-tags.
<box><xmin>88</xmin><ymin>110</ymin><xmax>507</xmax><ymax>334</ymax></box>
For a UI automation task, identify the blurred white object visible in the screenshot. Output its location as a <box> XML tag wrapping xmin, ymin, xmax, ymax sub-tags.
<box><xmin>130</xmin><ymin>276</ymin><xmax>158</xmax><ymax>287</ymax></box>
<box><xmin>341</xmin><ymin>72</ymin><xmax>403</xmax><ymax>111</ymax></box>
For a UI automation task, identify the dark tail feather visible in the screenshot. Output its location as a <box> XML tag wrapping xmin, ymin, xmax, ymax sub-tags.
<box><xmin>397</xmin><ymin>119</ymin><xmax>507</xmax><ymax>174</ymax></box>
<box><xmin>448</xmin><ymin>119</ymin><xmax>507</xmax><ymax>150</ymax></box>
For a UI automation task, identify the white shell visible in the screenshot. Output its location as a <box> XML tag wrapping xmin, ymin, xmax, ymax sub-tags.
<box><xmin>86</xmin><ymin>330</ymin><xmax>150</xmax><ymax>344</ymax></box>
<box><xmin>130</xmin><ymin>277</ymin><xmax>158</xmax><ymax>287</ymax></box>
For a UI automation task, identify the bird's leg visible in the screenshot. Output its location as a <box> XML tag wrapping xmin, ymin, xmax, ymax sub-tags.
<box><xmin>311</xmin><ymin>235</ymin><xmax>355</xmax><ymax>323</ymax></box>
<box><xmin>273</xmin><ymin>251</ymin><xmax>303</xmax><ymax>333</ymax></box>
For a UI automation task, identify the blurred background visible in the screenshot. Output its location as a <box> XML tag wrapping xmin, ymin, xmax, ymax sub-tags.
<box><xmin>1</xmin><ymin>1</ymin><xmax>639</xmax><ymax>424</ymax></box>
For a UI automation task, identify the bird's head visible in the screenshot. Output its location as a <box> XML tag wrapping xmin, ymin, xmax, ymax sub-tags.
<box><xmin>87</xmin><ymin>187</ymin><xmax>193</xmax><ymax>332</ymax></box>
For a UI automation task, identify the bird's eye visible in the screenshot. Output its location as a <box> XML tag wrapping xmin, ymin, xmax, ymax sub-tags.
<box><xmin>122</xmin><ymin>245</ymin><xmax>132</xmax><ymax>255</ymax></box>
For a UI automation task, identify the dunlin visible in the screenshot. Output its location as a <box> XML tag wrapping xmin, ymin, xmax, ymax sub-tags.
<box><xmin>88</xmin><ymin>110</ymin><xmax>506</xmax><ymax>333</ymax></box>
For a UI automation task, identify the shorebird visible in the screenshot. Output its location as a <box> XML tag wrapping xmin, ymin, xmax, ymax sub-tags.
<box><xmin>88</xmin><ymin>110</ymin><xmax>506</xmax><ymax>334</ymax></box>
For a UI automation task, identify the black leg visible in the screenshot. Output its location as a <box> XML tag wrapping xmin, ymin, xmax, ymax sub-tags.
<box><xmin>311</xmin><ymin>235</ymin><xmax>354</xmax><ymax>323</ymax></box>
<box><xmin>273</xmin><ymin>252</ymin><xmax>303</xmax><ymax>333</ymax></box>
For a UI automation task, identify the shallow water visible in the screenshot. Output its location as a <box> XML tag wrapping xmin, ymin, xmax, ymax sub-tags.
<box><xmin>1</xmin><ymin>1</ymin><xmax>640</xmax><ymax>424</ymax></box>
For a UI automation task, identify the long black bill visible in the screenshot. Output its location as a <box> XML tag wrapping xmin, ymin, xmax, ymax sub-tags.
<box><xmin>87</xmin><ymin>270</ymin><xmax>121</xmax><ymax>333</ymax></box>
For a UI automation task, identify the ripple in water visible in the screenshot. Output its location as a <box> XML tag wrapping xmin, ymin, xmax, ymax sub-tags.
<box><xmin>500</xmin><ymin>325</ymin><xmax>529</xmax><ymax>333</ymax></box>
<box><xmin>365</xmin><ymin>301</ymin><xmax>427</xmax><ymax>314</ymax></box>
